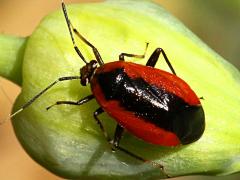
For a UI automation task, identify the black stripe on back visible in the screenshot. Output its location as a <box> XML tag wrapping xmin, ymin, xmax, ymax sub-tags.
<box><xmin>96</xmin><ymin>68</ymin><xmax>205</xmax><ymax>144</ymax></box>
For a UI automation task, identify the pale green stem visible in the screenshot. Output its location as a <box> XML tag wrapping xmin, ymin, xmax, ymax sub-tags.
<box><xmin>0</xmin><ymin>35</ymin><xmax>27</xmax><ymax>85</ymax></box>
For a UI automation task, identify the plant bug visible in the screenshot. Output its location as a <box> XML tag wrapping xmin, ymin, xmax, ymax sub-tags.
<box><xmin>11</xmin><ymin>0</ymin><xmax>205</xmax><ymax>177</ymax></box>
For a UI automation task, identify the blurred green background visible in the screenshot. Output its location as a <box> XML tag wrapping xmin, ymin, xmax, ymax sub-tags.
<box><xmin>157</xmin><ymin>0</ymin><xmax>240</xmax><ymax>69</ymax></box>
<box><xmin>0</xmin><ymin>0</ymin><xmax>239</xmax><ymax>179</ymax></box>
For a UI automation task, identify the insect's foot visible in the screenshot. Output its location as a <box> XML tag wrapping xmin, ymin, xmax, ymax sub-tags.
<box><xmin>108</xmin><ymin>140</ymin><xmax>117</xmax><ymax>152</ymax></box>
<box><xmin>145</xmin><ymin>160</ymin><xmax>170</xmax><ymax>178</ymax></box>
<box><xmin>46</xmin><ymin>104</ymin><xmax>56</xmax><ymax>111</ymax></box>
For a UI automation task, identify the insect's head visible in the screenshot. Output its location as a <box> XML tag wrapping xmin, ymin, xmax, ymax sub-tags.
<box><xmin>80</xmin><ymin>60</ymin><xmax>98</xmax><ymax>86</ymax></box>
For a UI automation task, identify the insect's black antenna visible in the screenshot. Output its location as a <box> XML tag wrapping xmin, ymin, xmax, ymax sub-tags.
<box><xmin>61</xmin><ymin>0</ymin><xmax>88</xmax><ymax>64</ymax></box>
<box><xmin>9</xmin><ymin>81</ymin><xmax>59</xmax><ymax>118</ymax></box>
<box><xmin>71</xmin><ymin>24</ymin><xmax>104</xmax><ymax>66</ymax></box>
<box><xmin>10</xmin><ymin>76</ymin><xmax>81</xmax><ymax>118</ymax></box>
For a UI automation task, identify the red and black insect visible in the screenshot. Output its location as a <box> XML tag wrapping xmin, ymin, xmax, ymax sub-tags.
<box><xmin>12</xmin><ymin>1</ymin><xmax>205</xmax><ymax>176</ymax></box>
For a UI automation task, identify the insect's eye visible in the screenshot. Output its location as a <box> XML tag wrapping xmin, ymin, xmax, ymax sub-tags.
<box><xmin>90</xmin><ymin>60</ymin><xmax>98</xmax><ymax>68</ymax></box>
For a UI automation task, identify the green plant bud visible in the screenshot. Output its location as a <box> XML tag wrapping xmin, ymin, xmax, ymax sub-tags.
<box><xmin>1</xmin><ymin>0</ymin><xmax>240</xmax><ymax>179</ymax></box>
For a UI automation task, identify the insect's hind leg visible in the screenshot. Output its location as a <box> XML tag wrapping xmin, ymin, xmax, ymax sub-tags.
<box><xmin>93</xmin><ymin>112</ymin><xmax>149</xmax><ymax>166</ymax></box>
<box><xmin>119</xmin><ymin>43</ymin><xmax>149</xmax><ymax>61</ymax></box>
<box><xmin>92</xmin><ymin>111</ymin><xmax>170</xmax><ymax>177</ymax></box>
<box><xmin>146</xmin><ymin>48</ymin><xmax>176</xmax><ymax>75</ymax></box>
<box><xmin>88</xmin><ymin>90</ymin><xmax>169</xmax><ymax>177</ymax></box>
<box><xmin>111</xmin><ymin>124</ymin><xmax>170</xmax><ymax>178</ymax></box>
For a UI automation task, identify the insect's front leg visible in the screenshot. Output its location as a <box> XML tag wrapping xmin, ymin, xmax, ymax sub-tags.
<box><xmin>46</xmin><ymin>94</ymin><xmax>95</xmax><ymax>110</ymax></box>
<box><xmin>119</xmin><ymin>43</ymin><xmax>149</xmax><ymax>61</ymax></box>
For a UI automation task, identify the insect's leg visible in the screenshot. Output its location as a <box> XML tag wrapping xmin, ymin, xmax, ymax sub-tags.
<box><xmin>92</xmin><ymin>113</ymin><xmax>169</xmax><ymax>177</ymax></box>
<box><xmin>146</xmin><ymin>48</ymin><xmax>176</xmax><ymax>75</ymax></box>
<box><xmin>10</xmin><ymin>76</ymin><xmax>81</xmax><ymax>118</ymax></box>
<box><xmin>61</xmin><ymin>1</ymin><xmax>87</xmax><ymax>64</ymax></box>
<box><xmin>111</xmin><ymin>124</ymin><xmax>124</xmax><ymax>149</ymax></box>
<box><xmin>119</xmin><ymin>43</ymin><xmax>149</xmax><ymax>61</ymax></box>
<box><xmin>111</xmin><ymin>124</ymin><xmax>169</xmax><ymax>178</ymax></box>
<box><xmin>111</xmin><ymin>124</ymin><xmax>149</xmax><ymax>161</ymax></box>
<box><xmin>61</xmin><ymin>1</ymin><xmax>104</xmax><ymax>66</ymax></box>
<box><xmin>46</xmin><ymin>94</ymin><xmax>94</xmax><ymax>110</ymax></box>
<box><xmin>93</xmin><ymin>107</ymin><xmax>110</xmax><ymax>141</ymax></box>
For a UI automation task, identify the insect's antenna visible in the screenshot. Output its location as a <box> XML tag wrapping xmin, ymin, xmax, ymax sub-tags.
<box><xmin>9</xmin><ymin>81</ymin><xmax>57</xmax><ymax>119</ymax></box>
<box><xmin>1</xmin><ymin>111</ymin><xmax>18</xmax><ymax>125</ymax></box>
<box><xmin>9</xmin><ymin>75</ymin><xmax>81</xmax><ymax>118</ymax></box>
<box><xmin>9</xmin><ymin>78</ymin><xmax>62</xmax><ymax>119</ymax></box>
<box><xmin>61</xmin><ymin>0</ymin><xmax>88</xmax><ymax>64</ymax></box>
